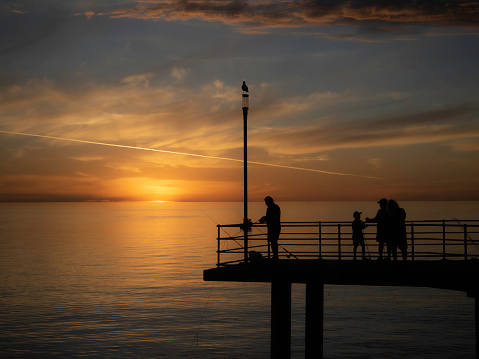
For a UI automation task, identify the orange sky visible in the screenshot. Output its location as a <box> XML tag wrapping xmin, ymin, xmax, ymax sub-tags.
<box><xmin>1</xmin><ymin>1</ymin><xmax>479</xmax><ymax>202</ymax></box>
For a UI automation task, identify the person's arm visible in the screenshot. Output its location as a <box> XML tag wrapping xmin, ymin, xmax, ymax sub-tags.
<box><xmin>366</xmin><ymin>210</ymin><xmax>380</xmax><ymax>223</ymax></box>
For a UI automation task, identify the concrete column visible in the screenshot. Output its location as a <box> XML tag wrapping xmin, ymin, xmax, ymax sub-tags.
<box><xmin>271</xmin><ymin>281</ymin><xmax>291</xmax><ymax>359</ymax></box>
<box><xmin>476</xmin><ymin>296</ymin><xmax>479</xmax><ymax>359</ymax></box>
<box><xmin>306</xmin><ymin>281</ymin><xmax>324</xmax><ymax>359</ymax></box>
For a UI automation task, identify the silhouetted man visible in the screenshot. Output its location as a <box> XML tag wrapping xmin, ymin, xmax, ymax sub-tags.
<box><xmin>260</xmin><ymin>196</ymin><xmax>281</xmax><ymax>260</ymax></box>
<box><xmin>386</xmin><ymin>199</ymin><xmax>407</xmax><ymax>261</ymax></box>
<box><xmin>366</xmin><ymin>198</ymin><xmax>388</xmax><ymax>260</ymax></box>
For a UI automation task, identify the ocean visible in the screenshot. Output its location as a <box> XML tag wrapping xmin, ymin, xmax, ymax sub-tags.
<box><xmin>1</xmin><ymin>201</ymin><xmax>479</xmax><ymax>358</ymax></box>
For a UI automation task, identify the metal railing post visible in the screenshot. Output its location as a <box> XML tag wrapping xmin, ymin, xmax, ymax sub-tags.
<box><xmin>268</xmin><ymin>230</ymin><xmax>271</xmax><ymax>259</ymax></box>
<box><xmin>318</xmin><ymin>221</ymin><xmax>322</xmax><ymax>259</ymax></box>
<box><xmin>338</xmin><ymin>224</ymin><xmax>341</xmax><ymax>261</ymax></box>
<box><xmin>217</xmin><ymin>224</ymin><xmax>221</xmax><ymax>267</ymax></box>
<box><xmin>442</xmin><ymin>220</ymin><xmax>446</xmax><ymax>260</ymax></box>
<box><xmin>464</xmin><ymin>224</ymin><xmax>468</xmax><ymax>261</ymax></box>
<box><xmin>411</xmin><ymin>223</ymin><xmax>415</xmax><ymax>262</ymax></box>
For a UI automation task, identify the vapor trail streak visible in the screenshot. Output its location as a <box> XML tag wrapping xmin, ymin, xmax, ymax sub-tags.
<box><xmin>0</xmin><ymin>130</ymin><xmax>382</xmax><ymax>179</ymax></box>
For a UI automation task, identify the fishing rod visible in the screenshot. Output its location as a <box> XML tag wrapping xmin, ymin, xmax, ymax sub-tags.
<box><xmin>362</xmin><ymin>224</ymin><xmax>372</xmax><ymax>260</ymax></box>
<box><xmin>201</xmin><ymin>209</ymin><xmax>245</xmax><ymax>249</ymax></box>
<box><xmin>205</xmin><ymin>209</ymin><xmax>299</xmax><ymax>259</ymax></box>
<box><xmin>364</xmin><ymin>236</ymin><xmax>372</xmax><ymax>260</ymax></box>
<box><xmin>453</xmin><ymin>218</ymin><xmax>478</xmax><ymax>249</ymax></box>
<box><xmin>253</xmin><ymin>221</ymin><xmax>300</xmax><ymax>260</ymax></box>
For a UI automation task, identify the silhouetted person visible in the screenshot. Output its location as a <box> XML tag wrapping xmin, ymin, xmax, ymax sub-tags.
<box><xmin>386</xmin><ymin>199</ymin><xmax>407</xmax><ymax>261</ymax></box>
<box><xmin>242</xmin><ymin>81</ymin><xmax>249</xmax><ymax>92</ymax></box>
<box><xmin>352</xmin><ymin>211</ymin><xmax>367</xmax><ymax>260</ymax></box>
<box><xmin>260</xmin><ymin>196</ymin><xmax>281</xmax><ymax>260</ymax></box>
<box><xmin>366</xmin><ymin>198</ymin><xmax>388</xmax><ymax>260</ymax></box>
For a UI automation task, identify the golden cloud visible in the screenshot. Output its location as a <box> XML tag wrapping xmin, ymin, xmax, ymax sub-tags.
<box><xmin>2</xmin><ymin>76</ymin><xmax>478</xmax><ymax>163</ymax></box>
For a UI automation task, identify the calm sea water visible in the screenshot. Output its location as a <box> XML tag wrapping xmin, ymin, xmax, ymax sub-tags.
<box><xmin>1</xmin><ymin>201</ymin><xmax>479</xmax><ymax>358</ymax></box>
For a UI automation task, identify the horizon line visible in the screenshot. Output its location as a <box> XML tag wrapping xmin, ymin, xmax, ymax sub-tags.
<box><xmin>1</xmin><ymin>199</ymin><xmax>478</xmax><ymax>203</ymax></box>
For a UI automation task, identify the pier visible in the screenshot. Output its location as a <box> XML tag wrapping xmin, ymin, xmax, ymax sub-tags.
<box><xmin>203</xmin><ymin>220</ymin><xmax>479</xmax><ymax>358</ymax></box>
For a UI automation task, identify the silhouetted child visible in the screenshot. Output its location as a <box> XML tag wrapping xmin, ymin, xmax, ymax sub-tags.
<box><xmin>352</xmin><ymin>211</ymin><xmax>368</xmax><ymax>260</ymax></box>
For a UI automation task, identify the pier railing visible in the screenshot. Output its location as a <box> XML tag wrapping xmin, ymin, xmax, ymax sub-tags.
<box><xmin>215</xmin><ymin>220</ymin><xmax>479</xmax><ymax>267</ymax></box>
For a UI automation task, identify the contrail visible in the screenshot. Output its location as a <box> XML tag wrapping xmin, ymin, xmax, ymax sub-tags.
<box><xmin>0</xmin><ymin>130</ymin><xmax>382</xmax><ymax>179</ymax></box>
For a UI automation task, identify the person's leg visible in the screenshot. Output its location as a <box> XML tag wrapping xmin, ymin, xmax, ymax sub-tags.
<box><xmin>271</xmin><ymin>239</ymin><xmax>279</xmax><ymax>260</ymax></box>
<box><xmin>378</xmin><ymin>242</ymin><xmax>383</xmax><ymax>259</ymax></box>
<box><xmin>270</xmin><ymin>229</ymin><xmax>280</xmax><ymax>260</ymax></box>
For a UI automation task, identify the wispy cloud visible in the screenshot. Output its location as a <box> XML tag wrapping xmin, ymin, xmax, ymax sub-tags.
<box><xmin>70</xmin><ymin>155</ymin><xmax>105</xmax><ymax>161</ymax></box>
<box><xmin>367</xmin><ymin>157</ymin><xmax>382</xmax><ymax>168</ymax></box>
<box><xmin>451</xmin><ymin>140</ymin><xmax>479</xmax><ymax>152</ymax></box>
<box><xmin>171</xmin><ymin>67</ymin><xmax>190</xmax><ymax>81</ymax></box>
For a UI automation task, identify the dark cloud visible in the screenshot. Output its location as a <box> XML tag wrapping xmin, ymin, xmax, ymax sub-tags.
<box><xmin>252</xmin><ymin>103</ymin><xmax>479</xmax><ymax>152</ymax></box>
<box><xmin>0</xmin><ymin>0</ymin><xmax>137</xmax><ymax>54</ymax></box>
<box><xmin>0</xmin><ymin>5</ymin><xmax>66</xmax><ymax>54</ymax></box>
<box><xmin>97</xmin><ymin>0</ymin><xmax>479</xmax><ymax>37</ymax></box>
<box><xmin>365</xmin><ymin>103</ymin><xmax>478</xmax><ymax>128</ymax></box>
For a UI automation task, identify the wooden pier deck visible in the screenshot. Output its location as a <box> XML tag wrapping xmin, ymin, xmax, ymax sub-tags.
<box><xmin>204</xmin><ymin>259</ymin><xmax>479</xmax><ymax>296</ymax></box>
<box><xmin>203</xmin><ymin>220</ymin><xmax>479</xmax><ymax>358</ymax></box>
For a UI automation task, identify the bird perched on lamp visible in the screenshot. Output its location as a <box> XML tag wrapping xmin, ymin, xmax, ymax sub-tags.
<box><xmin>242</xmin><ymin>81</ymin><xmax>248</xmax><ymax>92</ymax></box>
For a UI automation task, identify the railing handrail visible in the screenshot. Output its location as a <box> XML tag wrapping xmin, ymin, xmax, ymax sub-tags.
<box><xmin>215</xmin><ymin>220</ymin><xmax>479</xmax><ymax>267</ymax></box>
<box><xmin>219</xmin><ymin>220</ymin><xmax>479</xmax><ymax>226</ymax></box>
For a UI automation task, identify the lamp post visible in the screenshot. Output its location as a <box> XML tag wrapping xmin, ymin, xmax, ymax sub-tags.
<box><xmin>242</xmin><ymin>81</ymin><xmax>249</xmax><ymax>262</ymax></box>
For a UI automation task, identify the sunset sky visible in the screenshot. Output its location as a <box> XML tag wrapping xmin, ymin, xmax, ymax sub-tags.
<box><xmin>1</xmin><ymin>0</ymin><xmax>479</xmax><ymax>202</ymax></box>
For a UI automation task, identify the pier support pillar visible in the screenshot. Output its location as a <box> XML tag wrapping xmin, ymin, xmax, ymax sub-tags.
<box><xmin>271</xmin><ymin>280</ymin><xmax>291</xmax><ymax>359</ymax></box>
<box><xmin>306</xmin><ymin>281</ymin><xmax>324</xmax><ymax>359</ymax></box>
<box><xmin>476</xmin><ymin>296</ymin><xmax>479</xmax><ymax>359</ymax></box>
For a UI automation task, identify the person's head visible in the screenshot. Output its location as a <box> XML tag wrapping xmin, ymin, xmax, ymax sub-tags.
<box><xmin>387</xmin><ymin>199</ymin><xmax>399</xmax><ymax>212</ymax></box>
<box><xmin>378</xmin><ymin>198</ymin><xmax>387</xmax><ymax>209</ymax></box>
<box><xmin>353</xmin><ymin>211</ymin><xmax>362</xmax><ymax>219</ymax></box>
<box><xmin>264</xmin><ymin>196</ymin><xmax>274</xmax><ymax>207</ymax></box>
